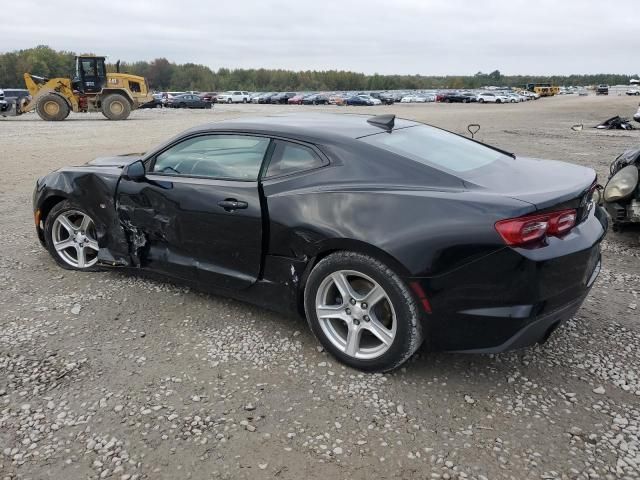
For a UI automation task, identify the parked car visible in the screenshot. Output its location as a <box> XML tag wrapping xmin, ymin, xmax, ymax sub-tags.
<box><xmin>369</xmin><ymin>92</ymin><xmax>395</xmax><ymax>105</ymax></box>
<box><xmin>302</xmin><ymin>93</ymin><xmax>330</xmax><ymax>105</ymax></box>
<box><xmin>401</xmin><ymin>95</ymin><xmax>422</xmax><ymax>103</ymax></box>
<box><xmin>440</xmin><ymin>92</ymin><xmax>476</xmax><ymax>103</ymax></box>
<box><xmin>626</xmin><ymin>88</ymin><xmax>640</xmax><ymax>96</ymax></box>
<box><xmin>503</xmin><ymin>93</ymin><xmax>525</xmax><ymax>103</ymax></box>
<box><xmin>288</xmin><ymin>93</ymin><xmax>306</xmax><ymax>105</ymax></box>
<box><xmin>199</xmin><ymin>92</ymin><xmax>219</xmax><ymax>103</ymax></box>
<box><xmin>329</xmin><ymin>94</ymin><xmax>346</xmax><ymax>106</ymax></box>
<box><xmin>477</xmin><ymin>92</ymin><xmax>509</xmax><ymax>104</ymax></box>
<box><xmin>346</xmin><ymin>95</ymin><xmax>373</xmax><ymax>106</ymax></box>
<box><xmin>359</xmin><ymin>94</ymin><xmax>381</xmax><ymax>105</ymax></box>
<box><xmin>271</xmin><ymin>92</ymin><xmax>297</xmax><ymax>104</ymax></box>
<box><xmin>217</xmin><ymin>91</ymin><xmax>251</xmax><ymax>103</ymax></box>
<box><xmin>33</xmin><ymin>113</ymin><xmax>607</xmax><ymax>372</ymax></box>
<box><xmin>139</xmin><ymin>94</ymin><xmax>164</xmax><ymax>109</ymax></box>
<box><xmin>596</xmin><ymin>85</ymin><xmax>609</xmax><ymax>96</ymax></box>
<box><xmin>257</xmin><ymin>93</ymin><xmax>277</xmax><ymax>104</ymax></box>
<box><xmin>167</xmin><ymin>94</ymin><xmax>212</xmax><ymax>109</ymax></box>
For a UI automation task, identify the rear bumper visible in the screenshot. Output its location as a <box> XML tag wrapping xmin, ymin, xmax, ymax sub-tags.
<box><xmin>411</xmin><ymin>206</ymin><xmax>607</xmax><ymax>353</ymax></box>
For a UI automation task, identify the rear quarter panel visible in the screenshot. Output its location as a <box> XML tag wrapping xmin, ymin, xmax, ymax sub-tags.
<box><xmin>262</xmin><ymin>181</ymin><xmax>534</xmax><ymax>278</ymax></box>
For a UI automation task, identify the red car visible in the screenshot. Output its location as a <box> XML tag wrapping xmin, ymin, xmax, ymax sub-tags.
<box><xmin>288</xmin><ymin>94</ymin><xmax>306</xmax><ymax>105</ymax></box>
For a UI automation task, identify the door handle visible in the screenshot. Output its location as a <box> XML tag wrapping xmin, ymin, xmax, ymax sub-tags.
<box><xmin>217</xmin><ymin>199</ymin><xmax>248</xmax><ymax>211</ymax></box>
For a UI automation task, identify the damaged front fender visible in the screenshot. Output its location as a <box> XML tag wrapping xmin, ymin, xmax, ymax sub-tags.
<box><xmin>34</xmin><ymin>168</ymin><xmax>133</xmax><ymax>267</ymax></box>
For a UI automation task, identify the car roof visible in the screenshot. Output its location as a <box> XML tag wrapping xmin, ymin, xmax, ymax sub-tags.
<box><xmin>183</xmin><ymin>113</ymin><xmax>421</xmax><ymax>141</ymax></box>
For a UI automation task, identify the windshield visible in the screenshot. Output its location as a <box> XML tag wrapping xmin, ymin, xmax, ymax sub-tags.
<box><xmin>360</xmin><ymin>125</ymin><xmax>508</xmax><ymax>173</ymax></box>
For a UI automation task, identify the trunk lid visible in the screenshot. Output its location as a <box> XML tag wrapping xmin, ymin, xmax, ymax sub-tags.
<box><xmin>465</xmin><ymin>156</ymin><xmax>595</xmax><ymax>211</ymax></box>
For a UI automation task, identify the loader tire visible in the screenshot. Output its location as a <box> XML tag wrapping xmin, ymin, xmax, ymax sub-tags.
<box><xmin>101</xmin><ymin>94</ymin><xmax>131</xmax><ymax>120</ymax></box>
<box><xmin>36</xmin><ymin>94</ymin><xmax>70</xmax><ymax>121</ymax></box>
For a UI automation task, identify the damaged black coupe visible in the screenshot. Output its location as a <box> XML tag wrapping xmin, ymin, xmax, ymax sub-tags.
<box><xmin>33</xmin><ymin>113</ymin><xmax>608</xmax><ymax>371</ymax></box>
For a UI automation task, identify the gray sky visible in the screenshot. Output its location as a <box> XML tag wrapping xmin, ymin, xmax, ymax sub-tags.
<box><xmin>3</xmin><ymin>0</ymin><xmax>638</xmax><ymax>75</ymax></box>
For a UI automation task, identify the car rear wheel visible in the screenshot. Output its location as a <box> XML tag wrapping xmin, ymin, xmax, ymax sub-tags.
<box><xmin>304</xmin><ymin>252</ymin><xmax>423</xmax><ymax>372</ymax></box>
<box><xmin>44</xmin><ymin>200</ymin><xmax>100</xmax><ymax>271</ymax></box>
<box><xmin>227</xmin><ymin>98</ymin><xmax>233</xmax><ymax>104</ymax></box>
<box><xmin>479</xmin><ymin>98</ymin><xmax>485</xmax><ymax>103</ymax></box>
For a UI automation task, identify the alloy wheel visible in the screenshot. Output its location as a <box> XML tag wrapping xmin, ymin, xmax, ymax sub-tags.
<box><xmin>315</xmin><ymin>270</ymin><xmax>396</xmax><ymax>360</ymax></box>
<box><xmin>51</xmin><ymin>210</ymin><xmax>99</xmax><ymax>268</ymax></box>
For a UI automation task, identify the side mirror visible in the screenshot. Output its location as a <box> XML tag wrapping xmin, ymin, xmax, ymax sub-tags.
<box><xmin>122</xmin><ymin>160</ymin><xmax>146</xmax><ymax>182</ymax></box>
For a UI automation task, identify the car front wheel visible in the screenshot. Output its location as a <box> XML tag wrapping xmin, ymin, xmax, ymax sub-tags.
<box><xmin>44</xmin><ymin>200</ymin><xmax>100</xmax><ymax>271</ymax></box>
<box><xmin>304</xmin><ymin>252</ymin><xmax>423</xmax><ymax>372</ymax></box>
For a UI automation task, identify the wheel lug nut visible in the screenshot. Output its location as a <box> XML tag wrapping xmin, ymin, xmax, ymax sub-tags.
<box><xmin>350</xmin><ymin>298</ymin><xmax>356</xmax><ymax>305</ymax></box>
<box><xmin>361</xmin><ymin>302</ymin><xmax>367</xmax><ymax>309</ymax></box>
<box><xmin>353</xmin><ymin>319</ymin><xmax>360</xmax><ymax>326</ymax></box>
<box><xmin>363</xmin><ymin>315</ymin><xmax>370</xmax><ymax>322</ymax></box>
<box><xmin>345</xmin><ymin>308</ymin><xmax>351</xmax><ymax>315</ymax></box>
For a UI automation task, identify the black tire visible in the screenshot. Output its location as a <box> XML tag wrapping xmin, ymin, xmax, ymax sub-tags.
<box><xmin>36</xmin><ymin>94</ymin><xmax>70</xmax><ymax>121</ymax></box>
<box><xmin>496</xmin><ymin>99</ymin><xmax>501</xmax><ymax>104</ymax></box>
<box><xmin>304</xmin><ymin>251</ymin><xmax>424</xmax><ymax>372</ymax></box>
<box><xmin>101</xmin><ymin>94</ymin><xmax>131</xmax><ymax>120</ymax></box>
<box><xmin>243</xmin><ymin>98</ymin><xmax>248</xmax><ymax>103</ymax></box>
<box><xmin>479</xmin><ymin>98</ymin><xmax>485</xmax><ymax>103</ymax></box>
<box><xmin>44</xmin><ymin>200</ymin><xmax>102</xmax><ymax>272</ymax></box>
<box><xmin>227</xmin><ymin>98</ymin><xmax>232</xmax><ymax>104</ymax></box>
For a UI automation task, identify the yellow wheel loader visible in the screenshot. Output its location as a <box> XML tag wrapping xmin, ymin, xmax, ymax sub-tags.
<box><xmin>1</xmin><ymin>56</ymin><xmax>152</xmax><ymax>121</ymax></box>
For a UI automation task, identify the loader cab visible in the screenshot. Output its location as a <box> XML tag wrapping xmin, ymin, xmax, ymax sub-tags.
<box><xmin>73</xmin><ymin>56</ymin><xmax>107</xmax><ymax>94</ymax></box>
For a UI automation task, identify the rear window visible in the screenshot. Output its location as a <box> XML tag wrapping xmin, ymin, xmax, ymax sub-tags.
<box><xmin>360</xmin><ymin>125</ymin><xmax>507</xmax><ymax>173</ymax></box>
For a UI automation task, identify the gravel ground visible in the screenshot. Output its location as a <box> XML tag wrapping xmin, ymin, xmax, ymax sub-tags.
<box><xmin>1</xmin><ymin>96</ymin><xmax>639</xmax><ymax>480</ymax></box>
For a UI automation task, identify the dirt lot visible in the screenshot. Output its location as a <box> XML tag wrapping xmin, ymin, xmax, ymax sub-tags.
<box><xmin>1</xmin><ymin>96</ymin><xmax>640</xmax><ymax>480</ymax></box>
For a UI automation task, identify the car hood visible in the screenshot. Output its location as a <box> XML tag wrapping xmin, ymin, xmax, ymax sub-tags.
<box><xmin>465</xmin><ymin>156</ymin><xmax>596</xmax><ymax>210</ymax></box>
<box><xmin>87</xmin><ymin>153</ymin><xmax>144</xmax><ymax>168</ymax></box>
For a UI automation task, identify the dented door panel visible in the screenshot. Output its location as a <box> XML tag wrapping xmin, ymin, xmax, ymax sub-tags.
<box><xmin>116</xmin><ymin>174</ymin><xmax>263</xmax><ymax>289</ymax></box>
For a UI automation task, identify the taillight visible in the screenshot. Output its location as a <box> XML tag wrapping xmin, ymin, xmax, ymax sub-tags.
<box><xmin>495</xmin><ymin>209</ymin><xmax>577</xmax><ymax>246</ymax></box>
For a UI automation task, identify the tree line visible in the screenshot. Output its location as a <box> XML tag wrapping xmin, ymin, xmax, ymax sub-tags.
<box><xmin>1</xmin><ymin>46</ymin><xmax>637</xmax><ymax>92</ymax></box>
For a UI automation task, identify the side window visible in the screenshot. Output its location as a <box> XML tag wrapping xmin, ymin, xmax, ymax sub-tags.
<box><xmin>266</xmin><ymin>141</ymin><xmax>325</xmax><ymax>178</ymax></box>
<box><xmin>152</xmin><ymin>135</ymin><xmax>270</xmax><ymax>181</ymax></box>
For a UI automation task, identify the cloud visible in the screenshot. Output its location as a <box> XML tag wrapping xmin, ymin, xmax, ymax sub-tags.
<box><xmin>1</xmin><ymin>0</ymin><xmax>637</xmax><ymax>75</ymax></box>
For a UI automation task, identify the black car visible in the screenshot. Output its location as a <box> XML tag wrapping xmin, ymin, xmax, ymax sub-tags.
<box><xmin>369</xmin><ymin>92</ymin><xmax>395</xmax><ymax>105</ymax></box>
<box><xmin>302</xmin><ymin>94</ymin><xmax>330</xmax><ymax>105</ymax></box>
<box><xmin>345</xmin><ymin>95</ymin><xmax>373</xmax><ymax>106</ymax></box>
<box><xmin>167</xmin><ymin>94</ymin><xmax>211</xmax><ymax>109</ymax></box>
<box><xmin>270</xmin><ymin>92</ymin><xmax>296</xmax><ymax>104</ymax></box>
<box><xmin>441</xmin><ymin>92</ymin><xmax>477</xmax><ymax>103</ymax></box>
<box><xmin>257</xmin><ymin>93</ymin><xmax>276</xmax><ymax>104</ymax></box>
<box><xmin>32</xmin><ymin>113</ymin><xmax>607</xmax><ymax>372</ymax></box>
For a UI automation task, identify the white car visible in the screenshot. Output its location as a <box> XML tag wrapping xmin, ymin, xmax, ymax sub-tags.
<box><xmin>217</xmin><ymin>91</ymin><xmax>251</xmax><ymax>103</ymax></box>
<box><xmin>477</xmin><ymin>92</ymin><xmax>509</xmax><ymax>104</ymax></box>
<box><xmin>357</xmin><ymin>94</ymin><xmax>381</xmax><ymax>105</ymax></box>
<box><xmin>626</xmin><ymin>89</ymin><xmax>640</xmax><ymax>96</ymax></box>
<box><xmin>504</xmin><ymin>93</ymin><xmax>525</xmax><ymax>103</ymax></box>
<box><xmin>400</xmin><ymin>95</ymin><xmax>419</xmax><ymax>103</ymax></box>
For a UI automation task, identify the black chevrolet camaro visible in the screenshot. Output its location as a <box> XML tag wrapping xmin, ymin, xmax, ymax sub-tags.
<box><xmin>33</xmin><ymin>113</ymin><xmax>607</xmax><ymax>371</ymax></box>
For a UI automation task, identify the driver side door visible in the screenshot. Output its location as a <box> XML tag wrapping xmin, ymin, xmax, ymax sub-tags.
<box><xmin>116</xmin><ymin>133</ymin><xmax>271</xmax><ymax>290</ymax></box>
